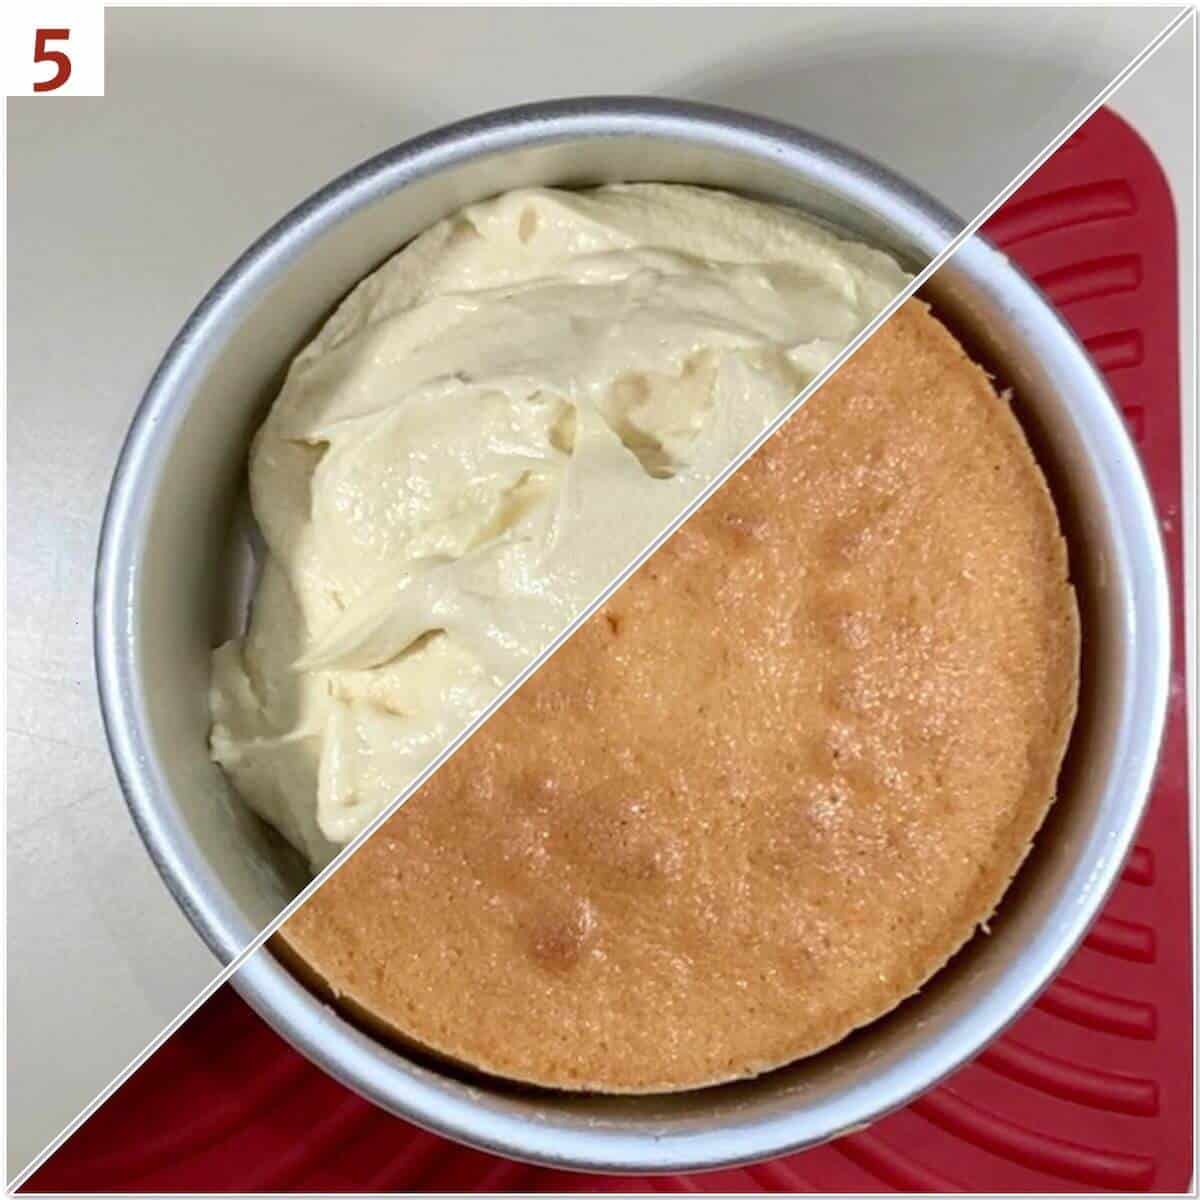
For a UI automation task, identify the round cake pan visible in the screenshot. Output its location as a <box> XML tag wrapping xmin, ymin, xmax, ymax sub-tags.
<box><xmin>94</xmin><ymin>98</ymin><xmax>1170</xmax><ymax>1173</ymax></box>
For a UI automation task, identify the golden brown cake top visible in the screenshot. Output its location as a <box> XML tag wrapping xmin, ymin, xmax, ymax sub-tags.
<box><xmin>280</xmin><ymin>300</ymin><xmax>1079</xmax><ymax>1092</ymax></box>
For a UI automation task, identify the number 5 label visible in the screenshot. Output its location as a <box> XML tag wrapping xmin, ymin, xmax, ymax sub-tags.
<box><xmin>3</xmin><ymin>2</ymin><xmax>104</xmax><ymax>96</ymax></box>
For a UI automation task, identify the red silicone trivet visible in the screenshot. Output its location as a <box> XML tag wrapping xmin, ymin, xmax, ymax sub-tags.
<box><xmin>23</xmin><ymin>106</ymin><xmax>1192</xmax><ymax>1194</ymax></box>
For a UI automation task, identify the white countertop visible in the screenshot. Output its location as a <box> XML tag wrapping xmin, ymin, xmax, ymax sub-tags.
<box><xmin>6</xmin><ymin>6</ymin><xmax>1192</xmax><ymax>1178</ymax></box>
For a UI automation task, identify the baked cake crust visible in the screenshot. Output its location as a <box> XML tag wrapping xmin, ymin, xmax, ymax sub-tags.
<box><xmin>279</xmin><ymin>300</ymin><xmax>1080</xmax><ymax>1093</ymax></box>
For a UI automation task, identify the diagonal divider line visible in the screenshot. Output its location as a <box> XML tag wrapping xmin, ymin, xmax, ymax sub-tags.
<box><xmin>9</xmin><ymin>8</ymin><xmax>1193</xmax><ymax>1190</ymax></box>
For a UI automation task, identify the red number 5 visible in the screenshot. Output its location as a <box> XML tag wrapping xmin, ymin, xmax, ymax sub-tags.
<box><xmin>33</xmin><ymin>28</ymin><xmax>72</xmax><ymax>93</ymax></box>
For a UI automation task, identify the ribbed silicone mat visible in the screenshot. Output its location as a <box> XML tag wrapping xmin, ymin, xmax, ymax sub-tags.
<box><xmin>24</xmin><ymin>106</ymin><xmax>1191</xmax><ymax>1194</ymax></box>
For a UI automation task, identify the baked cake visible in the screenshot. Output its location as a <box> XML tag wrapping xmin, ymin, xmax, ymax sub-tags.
<box><xmin>278</xmin><ymin>299</ymin><xmax>1080</xmax><ymax>1092</ymax></box>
